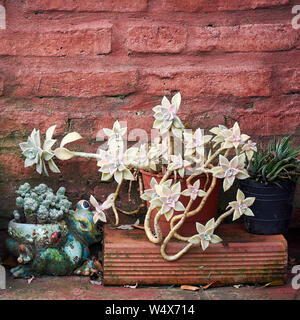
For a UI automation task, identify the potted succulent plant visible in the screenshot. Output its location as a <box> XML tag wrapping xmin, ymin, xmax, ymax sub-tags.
<box><xmin>240</xmin><ymin>136</ymin><xmax>300</xmax><ymax>235</ymax></box>
<box><xmin>6</xmin><ymin>182</ymin><xmax>113</xmax><ymax>277</ymax></box>
<box><xmin>19</xmin><ymin>92</ymin><xmax>256</xmax><ymax>261</ymax></box>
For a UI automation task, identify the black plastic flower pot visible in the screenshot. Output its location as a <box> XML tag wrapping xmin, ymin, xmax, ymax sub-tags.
<box><xmin>239</xmin><ymin>179</ymin><xmax>296</xmax><ymax>235</ymax></box>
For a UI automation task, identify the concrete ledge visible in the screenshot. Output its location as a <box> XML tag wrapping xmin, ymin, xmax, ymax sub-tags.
<box><xmin>103</xmin><ymin>224</ymin><xmax>287</xmax><ymax>286</ymax></box>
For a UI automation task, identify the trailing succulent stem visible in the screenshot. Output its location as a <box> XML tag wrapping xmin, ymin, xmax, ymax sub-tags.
<box><xmin>20</xmin><ymin>92</ymin><xmax>258</xmax><ymax>261</ymax></box>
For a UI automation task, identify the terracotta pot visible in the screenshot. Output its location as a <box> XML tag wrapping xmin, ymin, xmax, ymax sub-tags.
<box><xmin>140</xmin><ymin>170</ymin><xmax>221</xmax><ymax>237</ymax></box>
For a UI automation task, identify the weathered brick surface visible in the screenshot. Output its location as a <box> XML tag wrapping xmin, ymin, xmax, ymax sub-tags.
<box><xmin>0</xmin><ymin>26</ymin><xmax>112</xmax><ymax>56</ymax></box>
<box><xmin>142</xmin><ymin>67</ymin><xmax>272</xmax><ymax>97</ymax></box>
<box><xmin>158</xmin><ymin>0</ymin><xmax>290</xmax><ymax>12</ymax></box>
<box><xmin>25</xmin><ymin>0</ymin><xmax>148</xmax><ymax>12</ymax></box>
<box><xmin>0</xmin><ymin>110</ymin><xmax>68</xmax><ymax>138</ymax></box>
<box><xmin>277</xmin><ymin>68</ymin><xmax>300</xmax><ymax>94</ymax></box>
<box><xmin>0</xmin><ymin>154</ymin><xmax>37</xmax><ymax>179</ymax></box>
<box><xmin>189</xmin><ymin>24</ymin><xmax>297</xmax><ymax>52</ymax></box>
<box><xmin>0</xmin><ymin>0</ymin><xmax>299</xmax><ymax>235</ymax></box>
<box><xmin>126</xmin><ymin>25</ymin><xmax>187</xmax><ymax>53</ymax></box>
<box><xmin>0</xmin><ymin>76</ymin><xmax>3</xmax><ymax>96</ymax></box>
<box><xmin>12</xmin><ymin>70</ymin><xmax>138</xmax><ymax>97</ymax></box>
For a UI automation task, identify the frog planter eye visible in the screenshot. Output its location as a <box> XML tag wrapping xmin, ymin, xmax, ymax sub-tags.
<box><xmin>76</xmin><ymin>200</ymin><xmax>90</xmax><ymax>211</ymax></box>
<box><xmin>68</xmin><ymin>202</ymin><xmax>103</xmax><ymax>245</ymax></box>
<box><xmin>6</xmin><ymin>185</ymin><xmax>111</xmax><ymax>278</ymax></box>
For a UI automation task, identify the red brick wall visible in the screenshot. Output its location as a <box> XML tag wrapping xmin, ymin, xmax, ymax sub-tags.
<box><xmin>0</xmin><ymin>0</ymin><xmax>300</xmax><ymax>230</ymax></box>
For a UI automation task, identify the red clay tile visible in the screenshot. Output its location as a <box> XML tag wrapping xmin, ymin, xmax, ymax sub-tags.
<box><xmin>103</xmin><ymin>224</ymin><xmax>287</xmax><ymax>286</ymax></box>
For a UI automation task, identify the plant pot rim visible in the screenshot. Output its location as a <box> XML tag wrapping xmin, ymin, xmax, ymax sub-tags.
<box><xmin>9</xmin><ymin>219</ymin><xmax>66</xmax><ymax>227</ymax></box>
<box><xmin>240</xmin><ymin>178</ymin><xmax>295</xmax><ymax>187</ymax></box>
<box><xmin>239</xmin><ymin>178</ymin><xmax>296</xmax><ymax>190</ymax></box>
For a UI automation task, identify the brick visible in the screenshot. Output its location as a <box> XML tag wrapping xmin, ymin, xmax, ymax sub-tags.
<box><xmin>0</xmin><ymin>111</ymin><xmax>68</xmax><ymax>138</ymax></box>
<box><xmin>0</xmin><ymin>76</ymin><xmax>3</xmax><ymax>96</ymax></box>
<box><xmin>57</xmin><ymin>157</ymin><xmax>99</xmax><ymax>181</ymax></box>
<box><xmin>159</xmin><ymin>0</ymin><xmax>290</xmax><ymax>12</ymax></box>
<box><xmin>126</xmin><ymin>25</ymin><xmax>187</xmax><ymax>53</ymax></box>
<box><xmin>237</xmin><ymin>111</ymin><xmax>300</xmax><ymax>137</ymax></box>
<box><xmin>278</xmin><ymin>69</ymin><xmax>300</xmax><ymax>94</ymax></box>
<box><xmin>189</xmin><ymin>24</ymin><xmax>297</xmax><ymax>52</ymax></box>
<box><xmin>0</xmin><ymin>154</ymin><xmax>37</xmax><ymax>179</ymax></box>
<box><xmin>0</xmin><ymin>27</ymin><xmax>111</xmax><ymax>56</ymax></box>
<box><xmin>142</xmin><ymin>67</ymin><xmax>271</xmax><ymax>97</ymax></box>
<box><xmin>25</xmin><ymin>0</ymin><xmax>147</xmax><ymax>12</ymax></box>
<box><xmin>234</xmin><ymin>95</ymin><xmax>300</xmax><ymax>136</ymax></box>
<box><xmin>13</xmin><ymin>70</ymin><xmax>138</xmax><ymax>98</ymax></box>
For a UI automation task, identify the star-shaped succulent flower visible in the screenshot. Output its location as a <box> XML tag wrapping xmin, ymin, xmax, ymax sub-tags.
<box><xmin>222</xmin><ymin>122</ymin><xmax>250</xmax><ymax>149</ymax></box>
<box><xmin>140</xmin><ymin>178</ymin><xmax>172</xmax><ymax>202</ymax></box>
<box><xmin>184</xmin><ymin>128</ymin><xmax>212</xmax><ymax>157</ymax></box>
<box><xmin>181</xmin><ymin>179</ymin><xmax>207</xmax><ymax>200</ymax></box>
<box><xmin>89</xmin><ymin>193</ymin><xmax>114</xmax><ymax>224</ymax></box>
<box><xmin>227</xmin><ymin>189</ymin><xmax>255</xmax><ymax>221</ymax></box>
<box><xmin>188</xmin><ymin>218</ymin><xmax>222</xmax><ymax>251</ymax></box>
<box><xmin>152</xmin><ymin>92</ymin><xmax>184</xmax><ymax>138</ymax></box>
<box><xmin>210</xmin><ymin>154</ymin><xmax>249</xmax><ymax>191</ymax></box>
<box><xmin>97</xmin><ymin>146</ymin><xmax>137</xmax><ymax>184</ymax></box>
<box><xmin>150</xmin><ymin>181</ymin><xmax>185</xmax><ymax>221</ymax></box>
<box><xmin>210</xmin><ymin>124</ymin><xmax>229</xmax><ymax>146</ymax></box>
<box><xmin>103</xmin><ymin>120</ymin><xmax>127</xmax><ymax>147</ymax></box>
<box><xmin>167</xmin><ymin>154</ymin><xmax>191</xmax><ymax>178</ymax></box>
<box><xmin>210</xmin><ymin>122</ymin><xmax>249</xmax><ymax>150</ymax></box>
<box><xmin>241</xmin><ymin>140</ymin><xmax>257</xmax><ymax>161</ymax></box>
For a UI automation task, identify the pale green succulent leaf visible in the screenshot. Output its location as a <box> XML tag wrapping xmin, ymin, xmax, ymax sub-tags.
<box><xmin>48</xmin><ymin>158</ymin><xmax>61</xmax><ymax>173</ymax></box>
<box><xmin>60</xmin><ymin>132</ymin><xmax>83</xmax><ymax>148</ymax></box>
<box><xmin>54</xmin><ymin>147</ymin><xmax>74</xmax><ymax>160</ymax></box>
<box><xmin>46</xmin><ymin>125</ymin><xmax>57</xmax><ymax>140</ymax></box>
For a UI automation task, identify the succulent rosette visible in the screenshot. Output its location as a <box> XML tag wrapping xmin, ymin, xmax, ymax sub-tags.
<box><xmin>210</xmin><ymin>154</ymin><xmax>249</xmax><ymax>191</ymax></box>
<box><xmin>149</xmin><ymin>181</ymin><xmax>185</xmax><ymax>221</ymax></box>
<box><xmin>19</xmin><ymin>126</ymin><xmax>60</xmax><ymax>176</ymax></box>
<box><xmin>103</xmin><ymin>120</ymin><xmax>127</xmax><ymax>148</ymax></box>
<box><xmin>89</xmin><ymin>193</ymin><xmax>114</xmax><ymax>224</ymax></box>
<box><xmin>210</xmin><ymin>122</ymin><xmax>249</xmax><ymax>149</ymax></box>
<box><xmin>140</xmin><ymin>178</ymin><xmax>172</xmax><ymax>202</ymax></box>
<box><xmin>167</xmin><ymin>154</ymin><xmax>191</xmax><ymax>178</ymax></box>
<box><xmin>181</xmin><ymin>179</ymin><xmax>207</xmax><ymax>200</ymax></box>
<box><xmin>241</xmin><ymin>140</ymin><xmax>257</xmax><ymax>160</ymax></box>
<box><xmin>188</xmin><ymin>218</ymin><xmax>222</xmax><ymax>251</ymax></box>
<box><xmin>184</xmin><ymin>128</ymin><xmax>212</xmax><ymax>158</ymax></box>
<box><xmin>227</xmin><ymin>189</ymin><xmax>255</xmax><ymax>221</ymax></box>
<box><xmin>152</xmin><ymin>92</ymin><xmax>184</xmax><ymax>138</ymax></box>
<box><xmin>97</xmin><ymin>145</ymin><xmax>137</xmax><ymax>184</ymax></box>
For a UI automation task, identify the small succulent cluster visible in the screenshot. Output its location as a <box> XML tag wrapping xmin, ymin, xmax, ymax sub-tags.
<box><xmin>13</xmin><ymin>183</ymin><xmax>72</xmax><ymax>224</ymax></box>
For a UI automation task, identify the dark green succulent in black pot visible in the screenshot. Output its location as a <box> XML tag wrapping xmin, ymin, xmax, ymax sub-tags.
<box><xmin>246</xmin><ymin>135</ymin><xmax>300</xmax><ymax>187</ymax></box>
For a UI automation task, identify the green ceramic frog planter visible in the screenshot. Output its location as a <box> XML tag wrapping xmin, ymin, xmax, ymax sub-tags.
<box><xmin>6</xmin><ymin>183</ymin><xmax>107</xmax><ymax>278</ymax></box>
